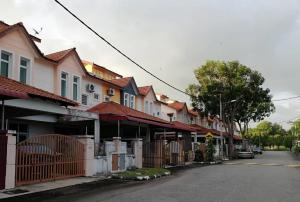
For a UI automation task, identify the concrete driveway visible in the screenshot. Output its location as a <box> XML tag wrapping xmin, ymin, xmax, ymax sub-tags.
<box><xmin>41</xmin><ymin>151</ymin><xmax>300</xmax><ymax>202</ymax></box>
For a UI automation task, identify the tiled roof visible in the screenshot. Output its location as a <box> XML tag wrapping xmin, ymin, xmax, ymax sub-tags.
<box><xmin>0</xmin><ymin>76</ymin><xmax>77</xmax><ymax>106</ymax></box>
<box><xmin>138</xmin><ymin>86</ymin><xmax>152</xmax><ymax>96</ymax></box>
<box><xmin>188</xmin><ymin>109</ymin><xmax>198</xmax><ymax>117</ymax></box>
<box><xmin>88</xmin><ymin>101</ymin><xmax>170</xmax><ymax>125</ymax></box>
<box><xmin>172</xmin><ymin>121</ymin><xmax>197</xmax><ymax>132</ymax></box>
<box><xmin>168</xmin><ymin>101</ymin><xmax>186</xmax><ymax>111</ymax></box>
<box><xmin>109</xmin><ymin>77</ymin><xmax>133</xmax><ymax>88</ymax></box>
<box><xmin>88</xmin><ymin>102</ymin><xmax>198</xmax><ymax>132</ymax></box>
<box><xmin>82</xmin><ymin>60</ymin><xmax>123</xmax><ymax>78</ymax></box>
<box><xmin>0</xmin><ymin>22</ymin><xmax>54</xmax><ymax>63</ymax></box>
<box><xmin>0</xmin><ymin>21</ymin><xmax>41</xmax><ymax>42</ymax></box>
<box><xmin>45</xmin><ymin>48</ymin><xmax>75</xmax><ymax>62</ymax></box>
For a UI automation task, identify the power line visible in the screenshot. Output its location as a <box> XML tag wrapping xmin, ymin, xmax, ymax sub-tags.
<box><xmin>272</xmin><ymin>95</ymin><xmax>300</xmax><ymax>102</ymax></box>
<box><xmin>53</xmin><ymin>0</ymin><xmax>191</xmax><ymax>96</ymax></box>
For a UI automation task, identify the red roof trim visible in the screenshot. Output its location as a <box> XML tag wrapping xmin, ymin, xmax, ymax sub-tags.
<box><xmin>0</xmin><ymin>76</ymin><xmax>77</xmax><ymax>106</ymax></box>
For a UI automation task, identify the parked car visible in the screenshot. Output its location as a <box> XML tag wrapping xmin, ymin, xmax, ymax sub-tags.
<box><xmin>253</xmin><ymin>146</ymin><xmax>263</xmax><ymax>154</ymax></box>
<box><xmin>238</xmin><ymin>147</ymin><xmax>255</xmax><ymax>159</ymax></box>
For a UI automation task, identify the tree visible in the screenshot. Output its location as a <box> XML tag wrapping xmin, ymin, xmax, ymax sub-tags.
<box><xmin>283</xmin><ymin>135</ymin><xmax>293</xmax><ymax>151</ymax></box>
<box><xmin>187</xmin><ymin>60</ymin><xmax>275</xmax><ymax>157</ymax></box>
<box><xmin>273</xmin><ymin>134</ymin><xmax>283</xmax><ymax>150</ymax></box>
<box><xmin>205</xmin><ymin>137</ymin><xmax>215</xmax><ymax>162</ymax></box>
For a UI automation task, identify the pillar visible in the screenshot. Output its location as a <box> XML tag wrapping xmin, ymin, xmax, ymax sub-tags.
<box><xmin>5</xmin><ymin>133</ymin><xmax>16</xmax><ymax>189</ymax></box>
<box><xmin>113</xmin><ymin>137</ymin><xmax>122</xmax><ymax>153</ymax></box>
<box><xmin>77</xmin><ymin>135</ymin><xmax>95</xmax><ymax>177</ymax></box>
<box><xmin>133</xmin><ymin>138</ymin><xmax>143</xmax><ymax>168</ymax></box>
<box><xmin>94</xmin><ymin>119</ymin><xmax>100</xmax><ymax>155</ymax></box>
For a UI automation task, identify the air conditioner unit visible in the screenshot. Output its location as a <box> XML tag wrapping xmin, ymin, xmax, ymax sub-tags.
<box><xmin>104</xmin><ymin>96</ymin><xmax>110</xmax><ymax>102</ymax></box>
<box><xmin>86</xmin><ymin>84</ymin><xmax>95</xmax><ymax>92</ymax></box>
<box><xmin>107</xmin><ymin>88</ymin><xmax>115</xmax><ymax>96</ymax></box>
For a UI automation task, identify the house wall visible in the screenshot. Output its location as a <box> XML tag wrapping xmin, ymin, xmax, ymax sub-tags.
<box><xmin>143</xmin><ymin>90</ymin><xmax>160</xmax><ymax>117</ymax></box>
<box><xmin>160</xmin><ymin>104</ymin><xmax>177</xmax><ymax>122</ymax></box>
<box><xmin>102</xmin><ymin>83</ymin><xmax>121</xmax><ymax>104</ymax></box>
<box><xmin>0</xmin><ymin>29</ymin><xmax>55</xmax><ymax>92</ymax></box>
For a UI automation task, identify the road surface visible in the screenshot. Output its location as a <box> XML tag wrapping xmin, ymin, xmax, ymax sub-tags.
<box><xmin>43</xmin><ymin>151</ymin><xmax>300</xmax><ymax>202</ymax></box>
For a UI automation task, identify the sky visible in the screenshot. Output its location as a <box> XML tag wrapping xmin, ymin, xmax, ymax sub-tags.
<box><xmin>1</xmin><ymin>0</ymin><xmax>300</xmax><ymax>129</ymax></box>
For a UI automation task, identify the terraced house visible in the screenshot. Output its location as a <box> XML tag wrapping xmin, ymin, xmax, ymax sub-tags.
<box><xmin>0</xmin><ymin>20</ymin><xmax>241</xmax><ymax>191</ymax></box>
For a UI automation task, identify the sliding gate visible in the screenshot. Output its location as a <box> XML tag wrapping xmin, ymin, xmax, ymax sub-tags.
<box><xmin>16</xmin><ymin>134</ymin><xmax>84</xmax><ymax>186</ymax></box>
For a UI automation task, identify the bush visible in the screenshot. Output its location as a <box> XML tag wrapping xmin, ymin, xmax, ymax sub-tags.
<box><xmin>194</xmin><ymin>150</ymin><xmax>204</xmax><ymax>162</ymax></box>
<box><xmin>293</xmin><ymin>145</ymin><xmax>300</xmax><ymax>155</ymax></box>
<box><xmin>205</xmin><ymin>137</ymin><xmax>215</xmax><ymax>162</ymax></box>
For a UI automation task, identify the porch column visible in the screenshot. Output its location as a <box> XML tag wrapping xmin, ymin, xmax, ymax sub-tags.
<box><xmin>77</xmin><ymin>135</ymin><xmax>95</xmax><ymax>177</ymax></box>
<box><xmin>216</xmin><ymin>137</ymin><xmax>220</xmax><ymax>157</ymax></box>
<box><xmin>5</xmin><ymin>133</ymin><xmax>16</xmax><ymax>189</ymax></box>
<box><xmin>133</xmin><ymin>138</ymin><xmax>143</xmax><ymax>168</ymax></box>
<box><xmin>94</xmin><ymin>119</ymin><xmax>100</xmax><ymax>153</ymax></box>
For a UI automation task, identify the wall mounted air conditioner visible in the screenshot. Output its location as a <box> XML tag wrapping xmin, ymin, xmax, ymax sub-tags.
<box><xmin>107</xmin><ymin>88</ymin><xmax>115</xmax><ymax>96</ymax></box>
<box><xmin>86</xmin><ymin>84</ymin><xmax>95</xmax><ymax>92</ymax></box>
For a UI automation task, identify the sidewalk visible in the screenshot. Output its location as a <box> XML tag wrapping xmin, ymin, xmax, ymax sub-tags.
<box><xmin>0</xmin><ymin>176</ymin><xmax>105</xmax><ymax>201</ymax></box>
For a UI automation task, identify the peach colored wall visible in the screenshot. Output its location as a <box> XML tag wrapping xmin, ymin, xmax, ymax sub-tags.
<box><xmin>102</xmin><ymin>84</ymin><xmax>120</xmax><ymax>104</ymax></box>
<box><xmin>0</xmin><ymin>29</ymin><xmax>55</xmax><ymax>92</ymax></box>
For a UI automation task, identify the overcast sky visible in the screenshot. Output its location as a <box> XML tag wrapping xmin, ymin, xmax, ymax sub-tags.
<box><xmin>1</xmin><ymin>0</ymin><xmax>300</xmax><ymax>129</ymax></box>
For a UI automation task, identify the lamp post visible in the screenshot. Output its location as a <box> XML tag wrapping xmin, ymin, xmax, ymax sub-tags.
<box><xmin>219</xmin><ymin>95</ymin><xmax>240</xmax><ymax>160</ymax></box>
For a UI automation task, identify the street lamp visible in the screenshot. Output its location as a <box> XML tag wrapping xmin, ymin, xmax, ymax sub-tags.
<box><xmin>219</xmin><ymin>95</ymin><xmax>240</xmax><ymax>160</ymax></box>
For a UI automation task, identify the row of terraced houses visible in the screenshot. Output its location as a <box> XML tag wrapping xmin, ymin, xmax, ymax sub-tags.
<box><xmin>0</xmin><ymin>21</ymin><xmax>242</xmax><ymax>190</ymax></box>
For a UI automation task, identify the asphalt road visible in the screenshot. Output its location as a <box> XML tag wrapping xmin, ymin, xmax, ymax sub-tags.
<box><xmin>43</xmin><ymin>151</ymin><xmax>300</xmax><ymax>202</ymax></box>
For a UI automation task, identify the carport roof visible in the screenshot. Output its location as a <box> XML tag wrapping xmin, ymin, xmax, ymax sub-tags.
<box><xmin>0</xmin><ymin>76</ymin><xmax>77</xmax><ymax>106</ymax></box>
<box><xmin>88</xmin><ymin>102</ymin><xmax>197</xmax><ymax>132</ymax></box>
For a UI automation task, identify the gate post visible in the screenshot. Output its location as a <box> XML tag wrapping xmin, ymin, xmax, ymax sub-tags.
<box><xmin>132</xmin><ymin>139</ymin><xmax>143</xmax><ymax>168</ymax></box>
<box><xmin>77</xmin><ymin>136</ymin><xmax>95</xmax><ymax>177</ymax></box>
<box><xmin>5</xmin><ymin>133</ymin><xmax>16</xmax><ymax>189</ymax></box>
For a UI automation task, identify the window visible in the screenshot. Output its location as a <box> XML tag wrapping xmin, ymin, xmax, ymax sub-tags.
<box><xmin>145</xmin><ymin>101</ymin><xmax>149</xmax><ymax>113</ymax></box>
<box><xmin>61</xmin><ymin>72</ymin><xmax>68</xmax><ymax>97</ymax></box>
<box><xmin>94</xmin><ymin>93</ymin><xmax>99</xmax><ymax>100</ymax></box>
<box><xmin>82</xmin><ymin>94</ymin><xmax>88</xmax><ymax>105</ymax></box>
<box><xmin>104</xmin><ymin>96</ymin><xmax>110</xmax><ymax>102</ymax></box>
<box><xmin>19</xmin><ymin>57</ymin><xmax>30</xmax><ymax>84</ymax></box>
<box><xmin>1</xmin><ymin>51</ymin><xmax>11</xmax><ymax>77</ymax></box>
<box><xmin>72</xmin><ymin>76</ymin><xmax>80</xmax><ymax>101</ymax></box>
<box><xmin>124</xmin><ymin>93</ymin><xmax>129</xmax><ymax>107</ymax></box>
<box><xmin>150</xmin><ymin>102</ymin><xmax>153</xmax><ymax>115</ymax></box>
<box><xmin>130</xmin><ymin>95</ymin><xmax>135</xmax><ymax>109</ymax></box>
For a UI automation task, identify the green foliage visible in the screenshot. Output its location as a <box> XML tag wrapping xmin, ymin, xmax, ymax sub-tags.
<box><xmin>283</xmin><ymin>135</ymin><xmax>293</xmax><ymax>151</ymax></box>
<box><xmin>194</xmin><ymin>149</ymin><xmax>204</xmax><ymax>162</ymax></box>
<box><xmin>248</xmin><ymin>121</ymin><xmax>287</xmax><ymax>149</ymax></box>
<box><xmin>205</xmin><ymin>137</ymin><xmax>215</xmax><ymax>162</ymax></box>
<box><xmin>293</xmin><ymin>145</ymin><xmax>300</xmax><ymax>155</ymax></box>
<box><xmin>273</xmin><ymin>134</ymin><xmax>283</xmax><ymax>149</ymax></box>
<box><xmin>186</xmin><ymin>60</ymin><xmax>275</xmax><ymax>139</ymax></box>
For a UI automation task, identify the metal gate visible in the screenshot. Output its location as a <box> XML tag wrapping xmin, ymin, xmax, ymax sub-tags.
<box><xmin>143</xmin><ymin>140</ymin><xmax>185</xmax><ymax>168</ymax></box>
<box><xmin>0</xmin><ymin>135</ymin><xmax>7</xmax><ymax>190</ymax></box>
<box><xmin>16</xmin><ymin>134</ymin><xmax>84</xmax><ymax>186</ymax></box>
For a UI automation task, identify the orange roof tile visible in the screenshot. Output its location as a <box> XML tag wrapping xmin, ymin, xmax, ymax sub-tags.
<box><xmin>109</xmin><ymin>77</ymin><xmax>133</xmax><ymax>88</ymax></box>
<box><xmin>0</xmin><ymin>76</ymin><xmax>77</xmax><ymax>106</ymax></box>
<box><xmin>82</xmin><ymin>60</ymin><xmax>123</xmax><ymax>78</ymax></box>
<box><xmin>88</xmin><ymin>101</ymin><xmax>170</xmax><ymax>125</ymax></box>
<box><xmin>168</xmin><ymin>101</ymin><xmax>187</xmax><ymax>111</ymax></box>
<box><xmin>45</xmin><ymin>48</ymin><xmax>75</xmax><ymax>62</ymax></box>
<box><xmin>138</xmin><ymin>86</ymin><xmax>152</xmax><ymax>96</ymax></box>
<box><xmin>188</xmin><ymin>109</ymin><xmax>198</xmax><ymax>117</ymax></box>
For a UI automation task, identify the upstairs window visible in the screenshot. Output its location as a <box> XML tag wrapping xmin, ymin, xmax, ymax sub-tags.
<box><xmin>124</xmin><ymin>93</ymin><xmax>129</xmax><ymax>107</ymax></box>
<box><xmin>150</xmin><ymin>102</ymin><xmax>153</xmax><ymax>115</ymax></box>
<box><xmin>145</xmin><ymin>101</ymin><xmax>149</xmax><ymax>113</ymax></box>
<box><xmin>61</xmin><ymin>72</ymin><xmax>68</xmax><ymax>97</ymax></box>
<box><xmin>130</xmin><ymin>95</ymin><xmax>135</xmax><ymax>109</ymax></box>
<box><xmin>72</xmin><ymin>76</ymin><xmax>80</xmax><ymax>101</ymax></box>
<box><xmin>82</xmin><ymin>94</ymin><xmax>88</xmax><ymax>105</ymax></box>
<box><xmin>19</xmin><ymin>57</ymin><xmax>30</xmax><ymax>84</ymax></box>
<box><xmin>1</xmin><ymin>51</ymin><xmax>11</xmax><ymax>77</ymax></box>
